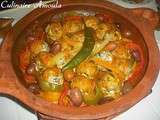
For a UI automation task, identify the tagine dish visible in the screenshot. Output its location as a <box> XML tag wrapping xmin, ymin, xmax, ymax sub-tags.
<box><xmin>19</xmin><ymin>11</ymin><xmax>144</xmax><ymax>107</ymax></box>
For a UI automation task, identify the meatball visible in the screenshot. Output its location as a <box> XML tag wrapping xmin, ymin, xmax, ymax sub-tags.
<box><xmin>96</xmin><ymin>23</ymin><xmax>118</xmax><ymax>40</ymax></box>
<box><xmin>71</xmin><ymin>75</ymin><xmax>102</xmax><ymax>105</ymax></box>
<box><xmin>35</xmin><ymin>52</ymin><xmax>65</xmax><ymax>70</ymax></box>
<box><xmin>39</xmin><ymin>67</ymin><xmax>64</xmax><ymax>92</ymax></box>
<box><xmin>42</xmin><ymin>67</ymin><xmax>63</xmax><ymax>85</ymax></box>
<box><xmin>95</xmin><ymin>51</ymin><xmax>113</xmax><ymax>62</ymax></box>
<box><xmin>45</xmin><ymin>21</ymin><xmax>63</xmax><ymax>44</ymax></box>
<box><xmin>96</xmin><ymin>23</ymin><xmax>108</xmax><ymax>40</ymax></box>
<box><xmin>71</xmin><ymin>75</ymin><xmax>95</xmax><ymax>94</ymax></box>
<box><xmin>98</xmin><ymin>72</ymin><xmax>122</xmax><ymax>99</ymax></box>
<box><xmin>28</xmin><ymin>39</ymin><xmax>49</xmax><ymax>58</ymax></box>
<box><xmin>70</xmin><ymin>31</ymin><xmax>84</xmax><ymax>43</ymax></box>
<box><xmin>77</xmin><ymin>61</ymin><xmax>97</xmax><ymax>78</ymax></box>
<box><xmin>103</xmin><ymin>30</ymin><xmax>121</xmax><ymax>42</ymax></box>
<box><xmin>62</xmin><ymin>31</ymin><xmax>84</xmax><ymax>50</ymax></box>
<box><xmin>112</xmin><ymin>41</ymin><xmax>131</xmax><ymax>59</ymax></box>
<box><xmin>92</xmin><ymin>26</ymin><xmax>121</xmax><ymax>55</ymax></box>
<box><xmin>63</xmin><ymin>19</ymin><xmax>84</xmax><ymax>33</ymax></box>
<box><xmin>84</xmin><ymin>16</ymin><xmax>99</xmax><ymax>30</ymax></box>
<box><xmin>61</xmin><ymin>32</ymin><xmax>84</xmax><ymax>62</ymax></box>
<box><xmin>112</xmin><ymin>57</ymin><xmax>135</xmax><ymax>79</ymax></box>
<box><xmin>35</xmin><ymin>52</ymin><xmax>54</xmax><ymax>71</ymax></box>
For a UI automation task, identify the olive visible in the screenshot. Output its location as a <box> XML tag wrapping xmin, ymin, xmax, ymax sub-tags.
<box><xmin>26</xmin><ymin>63</ymin><xmax>36</xmax><ymax>75</ymax></box>
<box><xmin>27</xmin><ymin>36</ymin><xmax>35</xmax><ymax>42</ymax></box>
<box><xmin>115</xmin><ymin>22</ymin><xmax>120</xmax><ymax>29</ymax></box>
<box><xmin>122</xmin><ymin>81</ymin><xmax>133</xmax><ymax>94</ymax></box>
<box><xmin>122</xmin><ymin>28</ymin><xmax>132</xmax><ymax>37</ymax></box>
<box><xmin>98</xmin><ymin>97</ymin><xmax>114</xmax><ymax>105</ymax></box>
<box><xmin>68</xmin><ymin>88</ymin><xmax>83</xmax><ymax>107</ymax></box>
<box><xmin>50</xmin><ymin>41</ymin><xmax>61</xmax><ymax>54</ymax></box>
<box><xmin>63</xmin><ymin>69</ymin><xmax>75</xmax><ymax>81</ymax></box>
<box><xmin>131</xmin><ymin>50</ymin><xmax>141</xmax><ymax>62</ymax></box>
<box><xmin>105</xmin><ymin>42</ymin><xmax>117</xmax><ymax>51</ymax></box>
<box><xmin>28</xmin><ymin>83</ymin><xmax>40</xmax><ymax>94</ymax></box>
<box><xmin>95</xmin><ymin>14</ymin><xmax>104</xmax><ymax>21</ymax></box>
<box><xmin>116</xmin><ymin>23</ymin><xmax>132</xmax><ymax>37</ymax></box>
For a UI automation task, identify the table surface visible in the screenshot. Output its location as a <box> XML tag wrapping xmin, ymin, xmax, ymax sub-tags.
<box><xmin>0</xmin><ymin>0</ymin><xmax>160</xmax><ymax>120</ymax></box>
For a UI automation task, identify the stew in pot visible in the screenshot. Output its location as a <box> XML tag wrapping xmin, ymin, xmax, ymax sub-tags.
<box><xmin>19</xmin><ymin>11</ymin><xmax>144</xmax><ymax>107</ymax></box>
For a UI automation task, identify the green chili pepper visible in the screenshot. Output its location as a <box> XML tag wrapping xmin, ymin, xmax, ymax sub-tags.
<box><xmin>35</xmin><ymin>72</ymin><xmax>63</xmax><ymax>92</ymax></box>
<box><xmin>62</xmin><ymin>27</ymin><xmax>95</xmax><ymax>71</ymax></box>
<box><xmin>39</xmin><ymin>80</ymin><xmax>63</xmax><ymax>92</ymax></box>
<box><xmin>83</xmin><ymin>87</ymin><xmax>103</xmax><ymax>105</ymax></box>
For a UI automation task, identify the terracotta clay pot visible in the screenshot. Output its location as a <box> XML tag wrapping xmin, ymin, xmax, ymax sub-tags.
<box><xmin>0</xmin><ymin>0</ymin><xmax>160</xmax><ymax>120</ymax></box>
